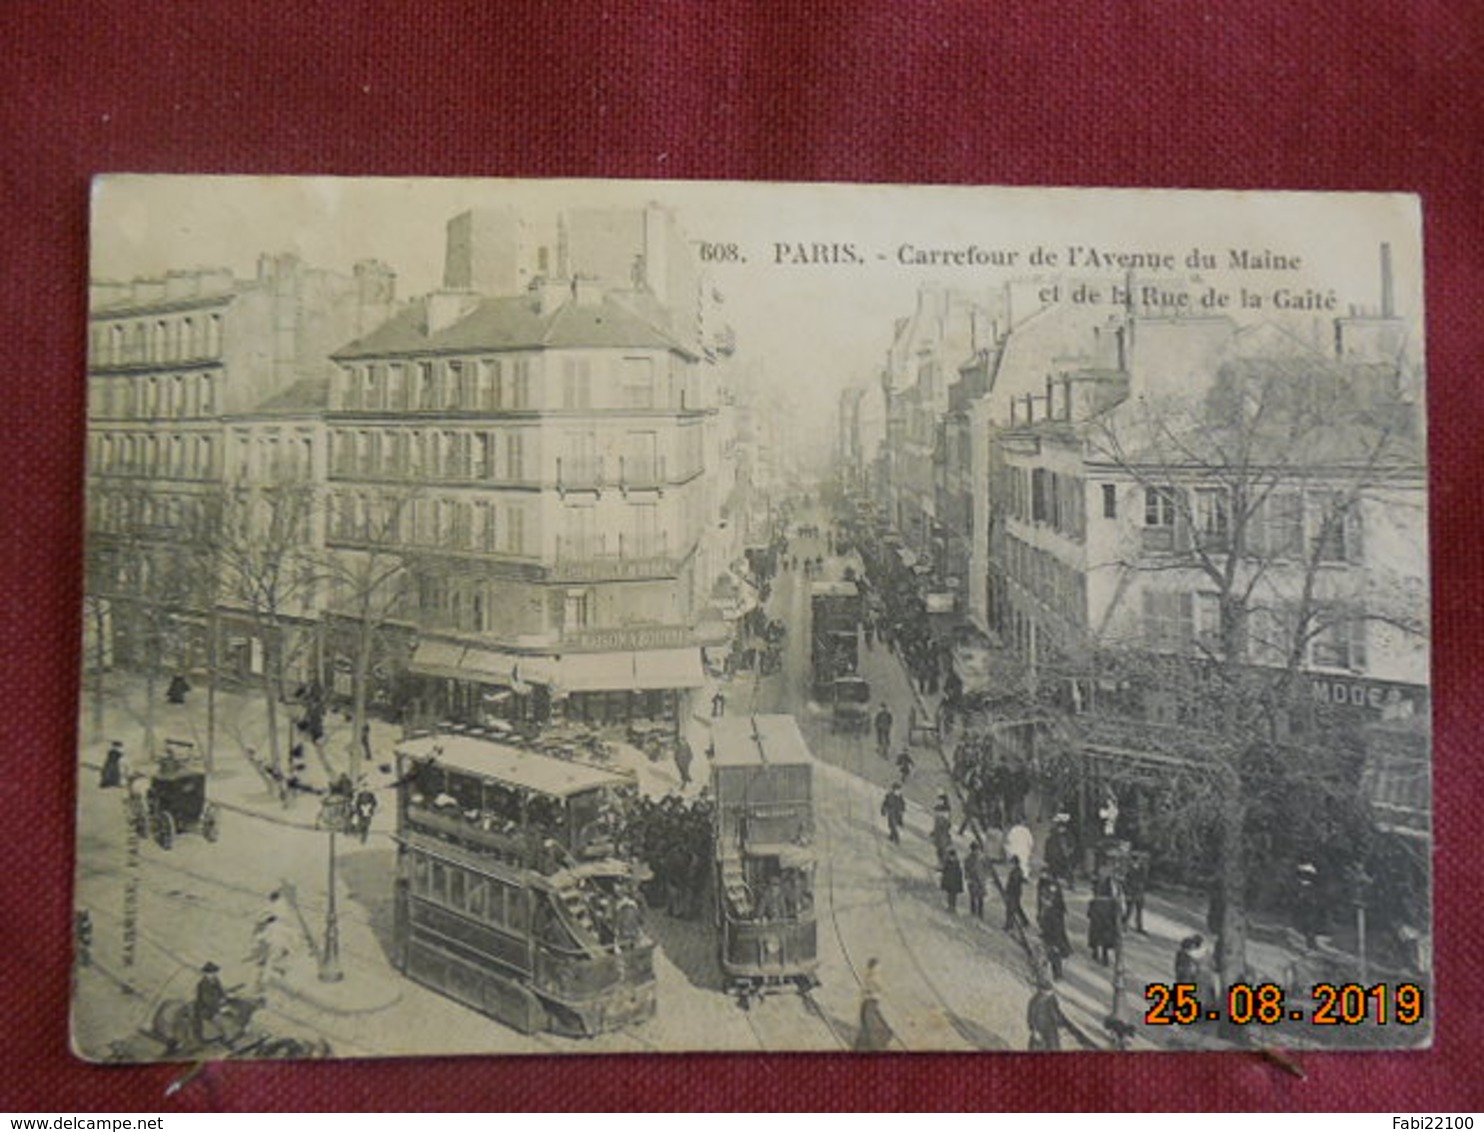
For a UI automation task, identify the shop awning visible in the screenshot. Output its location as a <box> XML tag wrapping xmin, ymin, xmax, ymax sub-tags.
<box><xmin>408</xmin><ymin>639</ymin><xmax>468</xmax><ymax>682</ymax></box>
<box><xmin>558</xmin><ymin>652</ymin><xmax>629</xmax><ymax>693</ymax></box>
<box><xmin>634</xmin><ymin>648</ymin><xmax>705</xmax><ymax>689</ymax></box>
<box><xmin>459</xmin><ymin>648</ymin><xmax>516</xmax><ymax>684</ymax></box>
<box><xmin>556</xmin><ymin>648</ymin><xmax>706</xmax><ymax>693</ymax></box>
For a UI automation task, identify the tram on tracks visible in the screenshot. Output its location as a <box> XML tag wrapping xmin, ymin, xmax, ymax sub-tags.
<box><xmin>710</xmin><ymin>715</ymin><xmax>819</xmax><ymax>1003</ymax></box>
<box><xmin>392</xmin><ymin>733</ymin><xmax>656</xmax><ymax>1037</ymax></box>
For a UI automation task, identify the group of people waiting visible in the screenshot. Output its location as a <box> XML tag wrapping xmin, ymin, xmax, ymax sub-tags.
<box><xmin>628</xmin><ymin>792</ymin><xmax>715</xmax><ymax>920</ymax></box>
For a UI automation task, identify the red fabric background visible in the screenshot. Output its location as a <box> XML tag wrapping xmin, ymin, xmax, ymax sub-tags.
<box><xmin>2</xmin><ymin>0</ymin><xmax>1480</xmax><ymax>1111</ymax></box>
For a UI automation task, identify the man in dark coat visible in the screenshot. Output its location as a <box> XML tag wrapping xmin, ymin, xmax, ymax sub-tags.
<box><xmin>874</xmin><ymin>704</ymin><xmax>894</xmax><ymax>759</ymax></box>
<box><xmin>1087</xmin><ymin>874</ymin><xmax>1122</xmax><ymax>966</ymax></box>
<box><xmin>1003</xmin><ymin>856</ymin><xmax>1029</xmax><ymax>931</ymax></box>
<box><xmin>1123</xmin><ymin>851</ymin><xmax>1149</xmax><ymax>934</ymax></box>
<box><xmin>940</xmin><ymin>847</ymin><xmax>964</xmax><ymax>913</ymax></box>
<box><xmin>1037</xmin><ymin>876</ymin><xmax>1072</xmax><ymax>979</ymax></box>
<box><xmin>880</xmin><ymin>782</ymin><xmax>906</xmax><ymax>844</ymax></box>
<box><xmin>100</xmin><ymin>741</ymin><xmax>125</xmax><ymax>789</ymax></box>
<box><xmin>964</xmin><ymin>841</ymin><xmax>988</xmax><ymax>919</ymax></box>
<box><xmin>1044</xmin><ymin>815</ymin><xmax>1076</xmax><ymax>890</ymax></box>
<box><xmin>193</xmin><ymin>961</ymin><xmax>227</xmax><ymax>1043</ymax></box>
<box><xmin>1026</xmin><ymin>975</ymin><xmax>1066</xmax><ymax>1050</ymax></box>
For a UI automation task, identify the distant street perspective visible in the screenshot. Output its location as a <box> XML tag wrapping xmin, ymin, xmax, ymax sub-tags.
<box><xmin>76</xmin><ymin>179</ymin><xmax>1431</xmax><ymax>1061</ymax></box>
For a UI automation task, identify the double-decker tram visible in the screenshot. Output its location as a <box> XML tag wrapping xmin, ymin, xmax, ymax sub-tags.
<box><xmin>392</xmin><ymin>733</ymin><xmax>656</xmax><ymax>1037</ymax></box>
<box><xmin>710</xmin><ymin>715</ymin><xmax>819</xmax><ymax>1003</ymax></box>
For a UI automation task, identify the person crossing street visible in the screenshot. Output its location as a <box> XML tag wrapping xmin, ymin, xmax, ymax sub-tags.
<box><xmin>880</xmin><ymin>782</ymin><xmax>906</xmax><ymax>844</ymax></box>
<box><xmin>873</xmin><ymin>703</ymin><xmax>894</xmax><ymax>760</ymax></box>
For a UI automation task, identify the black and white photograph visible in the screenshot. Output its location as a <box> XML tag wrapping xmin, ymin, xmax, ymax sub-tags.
<box><xmin>74</xmin><ymin>177</ymin><xmax>1431</xmax><ymax>1060</ymax></box>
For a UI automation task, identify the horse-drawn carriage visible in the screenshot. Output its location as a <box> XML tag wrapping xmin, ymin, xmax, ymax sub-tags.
<box><xmin>127</xmin><ymin>739</ymin><xmax>219</xmax><ymax>850</ymax></box>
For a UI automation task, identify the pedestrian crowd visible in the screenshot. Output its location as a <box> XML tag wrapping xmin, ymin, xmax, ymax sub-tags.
<box><xmin>628</xmin><ymin>792</ymin><xmax>715</xmax><ymax>920</ymax></box>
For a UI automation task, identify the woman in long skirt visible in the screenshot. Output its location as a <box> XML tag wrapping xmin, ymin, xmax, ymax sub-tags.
<box><xmin>854</xmin><ymin>958</ymin><xmax>895</xmax><ymax>1051</ymax></box>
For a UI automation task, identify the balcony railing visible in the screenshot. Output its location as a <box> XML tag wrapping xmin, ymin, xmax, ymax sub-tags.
<box><xmin>619</xmin><ymin>455</ymin><xmax>665</xmax><ymax>493</ymax></box>
<box><xmin>556</xmin><ymin>455</ymin><xmax>605</xmax><ymax>496</ymax></box>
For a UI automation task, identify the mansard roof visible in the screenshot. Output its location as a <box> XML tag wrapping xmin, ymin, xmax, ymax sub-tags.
<box><xmin>332</xmin><ymin>288</ymin><xmax>697</xmax><ymax>362</ymax></box>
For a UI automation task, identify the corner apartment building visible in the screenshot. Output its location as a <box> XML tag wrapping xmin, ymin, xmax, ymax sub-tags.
<box><xmin>325</xmin><ymin>211</ymin><xmax>720</xmax><ymax>728</ymax></box>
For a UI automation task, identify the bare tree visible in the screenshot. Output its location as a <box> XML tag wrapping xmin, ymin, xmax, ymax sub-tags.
<box><xmin>322</xmin><ymin>485</ymin><xmax>419</xmax><ymax>787</ymax></box>
<box><xmin>215</xmin><ymin>478</ymin><xmax>324</xmax><ymax>795</ymax></box>
<box><xmin>83</xmin><ymin>482</ymin><xmax>219</xmax><ymax>758</ymax></box>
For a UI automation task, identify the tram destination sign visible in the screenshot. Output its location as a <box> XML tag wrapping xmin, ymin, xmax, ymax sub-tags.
<box><xmin>74</xmin><ymin>176</ymin><xmax>1431</xmax><ymax>1060</ymax></box>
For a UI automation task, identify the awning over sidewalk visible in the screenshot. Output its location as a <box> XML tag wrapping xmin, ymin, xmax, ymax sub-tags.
<box><xmin>409</xmin><ymin>640</ymin><xmax>553</xmax><ymax>687</ymax></box>
<box><xmin>459</xmin><ymin>647</ymin><xmax>516</xmax><ymax>683</ymax></box>
<box><xmin>634</xmin><ymin>647</ymin><xmax>705</xmax><ymax>689</ymax></box>
<box><xmin>555</xmin><ymin>648</ymin><xmax>706</xmax><ymax>693</ymax></box>
<box><xmin>559</xmin><ymin>652</ymin><xmax>626</xmax><ymax>693</ymax></box>
<box><xmin>408</xmin><ymin>640</ymin><xmax>468</xmax><ymax>682</ymax></box>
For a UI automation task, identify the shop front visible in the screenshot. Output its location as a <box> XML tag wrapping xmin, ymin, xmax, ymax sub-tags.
<box><xmin>404</xmin><ymin>638</ymin><xmax>557</xmax><ymax>730</ymax></box>
<box><xmin>555</xmin><ymin>646</ymin><xmax>705</xmax><ymax>727</ymax></box>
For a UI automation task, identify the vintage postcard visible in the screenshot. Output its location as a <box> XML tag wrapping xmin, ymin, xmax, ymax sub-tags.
<box><xmin>75</xmin><ymin>177</ymin><xmax>1431</xmax><ymax>1059</ymax></box>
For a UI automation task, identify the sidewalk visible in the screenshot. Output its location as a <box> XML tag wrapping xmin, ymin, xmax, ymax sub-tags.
<box><xmin>880</xmin><ymin>633</ymin><xmax>1416</xmax><ymax>1050</ymax></box>
<box><xmin>78</xmin><ymin>674</ymin><xmax>408</xmax><ymax>1025</ymax></box>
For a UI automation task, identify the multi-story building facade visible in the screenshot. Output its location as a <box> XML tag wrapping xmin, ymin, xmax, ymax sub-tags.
<box><xmin>85</xmin><ymin>255</ymin><xmax>397</xmax><ymax>677</ymax></box>
<box><xmin>326</xmin><ymin>266</ymin><xmax>718</xmax><ymax>727</ymax></box>
<box><xmin>987</xmin><ymin>299</ymin><xmax>1430</xmax><ymax>857</ymax></box>
<box><xmin>881</xmin><ymin>285</ymin><xmax>993</xmax><ymax>568</ymax></box>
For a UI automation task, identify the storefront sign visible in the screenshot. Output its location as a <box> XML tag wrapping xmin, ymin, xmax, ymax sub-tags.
<box><xmin>562</xmin><ymin>625</ymin><xmax>694</xmax><ymax>652</ymax></box>
<box><xmin>1308</xmin><ymin>675</ymin><xmax>1427</xmax><ymax>721</ymax></box>
<box><xmin>550</xmin><ymin>556</ymin><xmax>681</xmax><ymax>581</ymax></box>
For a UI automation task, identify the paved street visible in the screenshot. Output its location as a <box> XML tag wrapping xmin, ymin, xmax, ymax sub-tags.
<box><xmin>72</xmin><ymin>510</ymin><xmax>1410</xmax><ymax>1060</ymax></box>
<box><xmin>73</xmin><ymin>663</ymin><xmax>1037</xmax><ymax>1059</ymax></box>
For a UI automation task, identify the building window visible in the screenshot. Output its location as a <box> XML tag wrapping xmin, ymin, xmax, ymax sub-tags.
<box><xmin>624</xmin><ymin>431</ymin><xmax>659</xmax><ymax>486</ymax></box>
<box><xmin>512</xmin><ymin>359</ymin><xmax>531</xmax><ymax>408</ymax></box>
<box><xmin>1195</xmin><ymin>592</ymin><xmax>1223</xmax><ymax>653</ymax></box>
<box><xmin>385</xmin><ymin>363</ymin><xmax>406</xmax><ymax>410</ymax></box>
<box><xmin>1252</xmin><ymin>492</ymin><xmax>1302</xmax><ymax>558</ymax></box>
<box><xmin>565</xmin><ymin>589</ymin><xmax>592</xmax><ymax>630</ymax></box>
<box><xmin>1142</xmin><ymin>487</ymin><xmax>1181</xmax><ymax>552</ymax></box>
<box><xmin>1312</xmin><ymin>492</ymin><xmax>1363</xmax><ymax>564</ymax></box>
<box><xmin>477</xmin><ymin>501</ymin><xmax>496</xmax><ymax>552</ymax></box>
<box><xmin>562</xmin><ymin>359</ymin><xmax>592</xmax><ymax>409</ymax></box>
<box><xmin>478</xmin><ymin>359</ymin><xmax>500</xmax><ymax>410</ymax></box>
<box><xmin>1142</xmin><ymin>589</ymin><xmax>1194</xmax><ymax>652</ymax></box>
<box><xmin>1194</xmin><ymin>489</ymin><xmax>1230</xmax><ymax>553</ymax></box>
<box><xmin>475</xmin><ymin>433</ymin><xmax>495</xmax><ymax>480</ymax></box>
<box><xmin>506</xmin><ymin>432</ymin><xmax>524</xmax><ymax>482</ymax></box>
<box><xmin>1030</xmin><ymin>468</ymin><xmax>1048</xmax><ymax>523</ymax></box>
<box><xmin>1311</xmin><ymin>614</ymin><xmax>1367</xmax><ymax>672</ymax></box>
<box><xmin>564</xmin><ymin>505</ymin><xmax>596</xmax><ymax>558</ymax></box>
<box><xmin>506</xmin><ymin>506</ymin><xmax>525</xmax><ymax>554</ymax></box>
<box><xmin>445</xmin><ymin>360</ymin><xmax>465</xmax><ymax>410</ymax></box>
<box><xmin>417</xmin><ymin>362</ymin><xmax>436</xmax><ymax>410</ymax></box>
<box><xmin>620</xmin><ymin>357</ymin><xmax>655</xmax><ymax>409</ymax></box>
<box><xmin>631</xmin><ymin>503</ymin><xmax>660</xmax><ymax>558</ymax></box>
<box><xmin>1102</xmin><ymin>483</ymin><xmax>1117</xmax><ymax>519</ymax></box>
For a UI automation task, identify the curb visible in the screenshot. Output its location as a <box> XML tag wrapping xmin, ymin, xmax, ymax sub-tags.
<box><xmin>270</xmin><ymin>971</ymin><xmax>403</xmax><ymax>1017</ymax></box>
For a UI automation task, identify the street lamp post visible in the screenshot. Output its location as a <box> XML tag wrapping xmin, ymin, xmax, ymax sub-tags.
<box><xmin>316</xmin><ymin>794</ymin><xmax>347</xmax><ymax>983</ymax></box>
<box><xmin>319</xmin><ymin>827</ymin><xmax>343</xmax><ymax>983</ymax></box>
<box><xmin>1350</xmin><ymin>864</ymin><xmax>1373</xmax><ymax>985</ymax></box>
